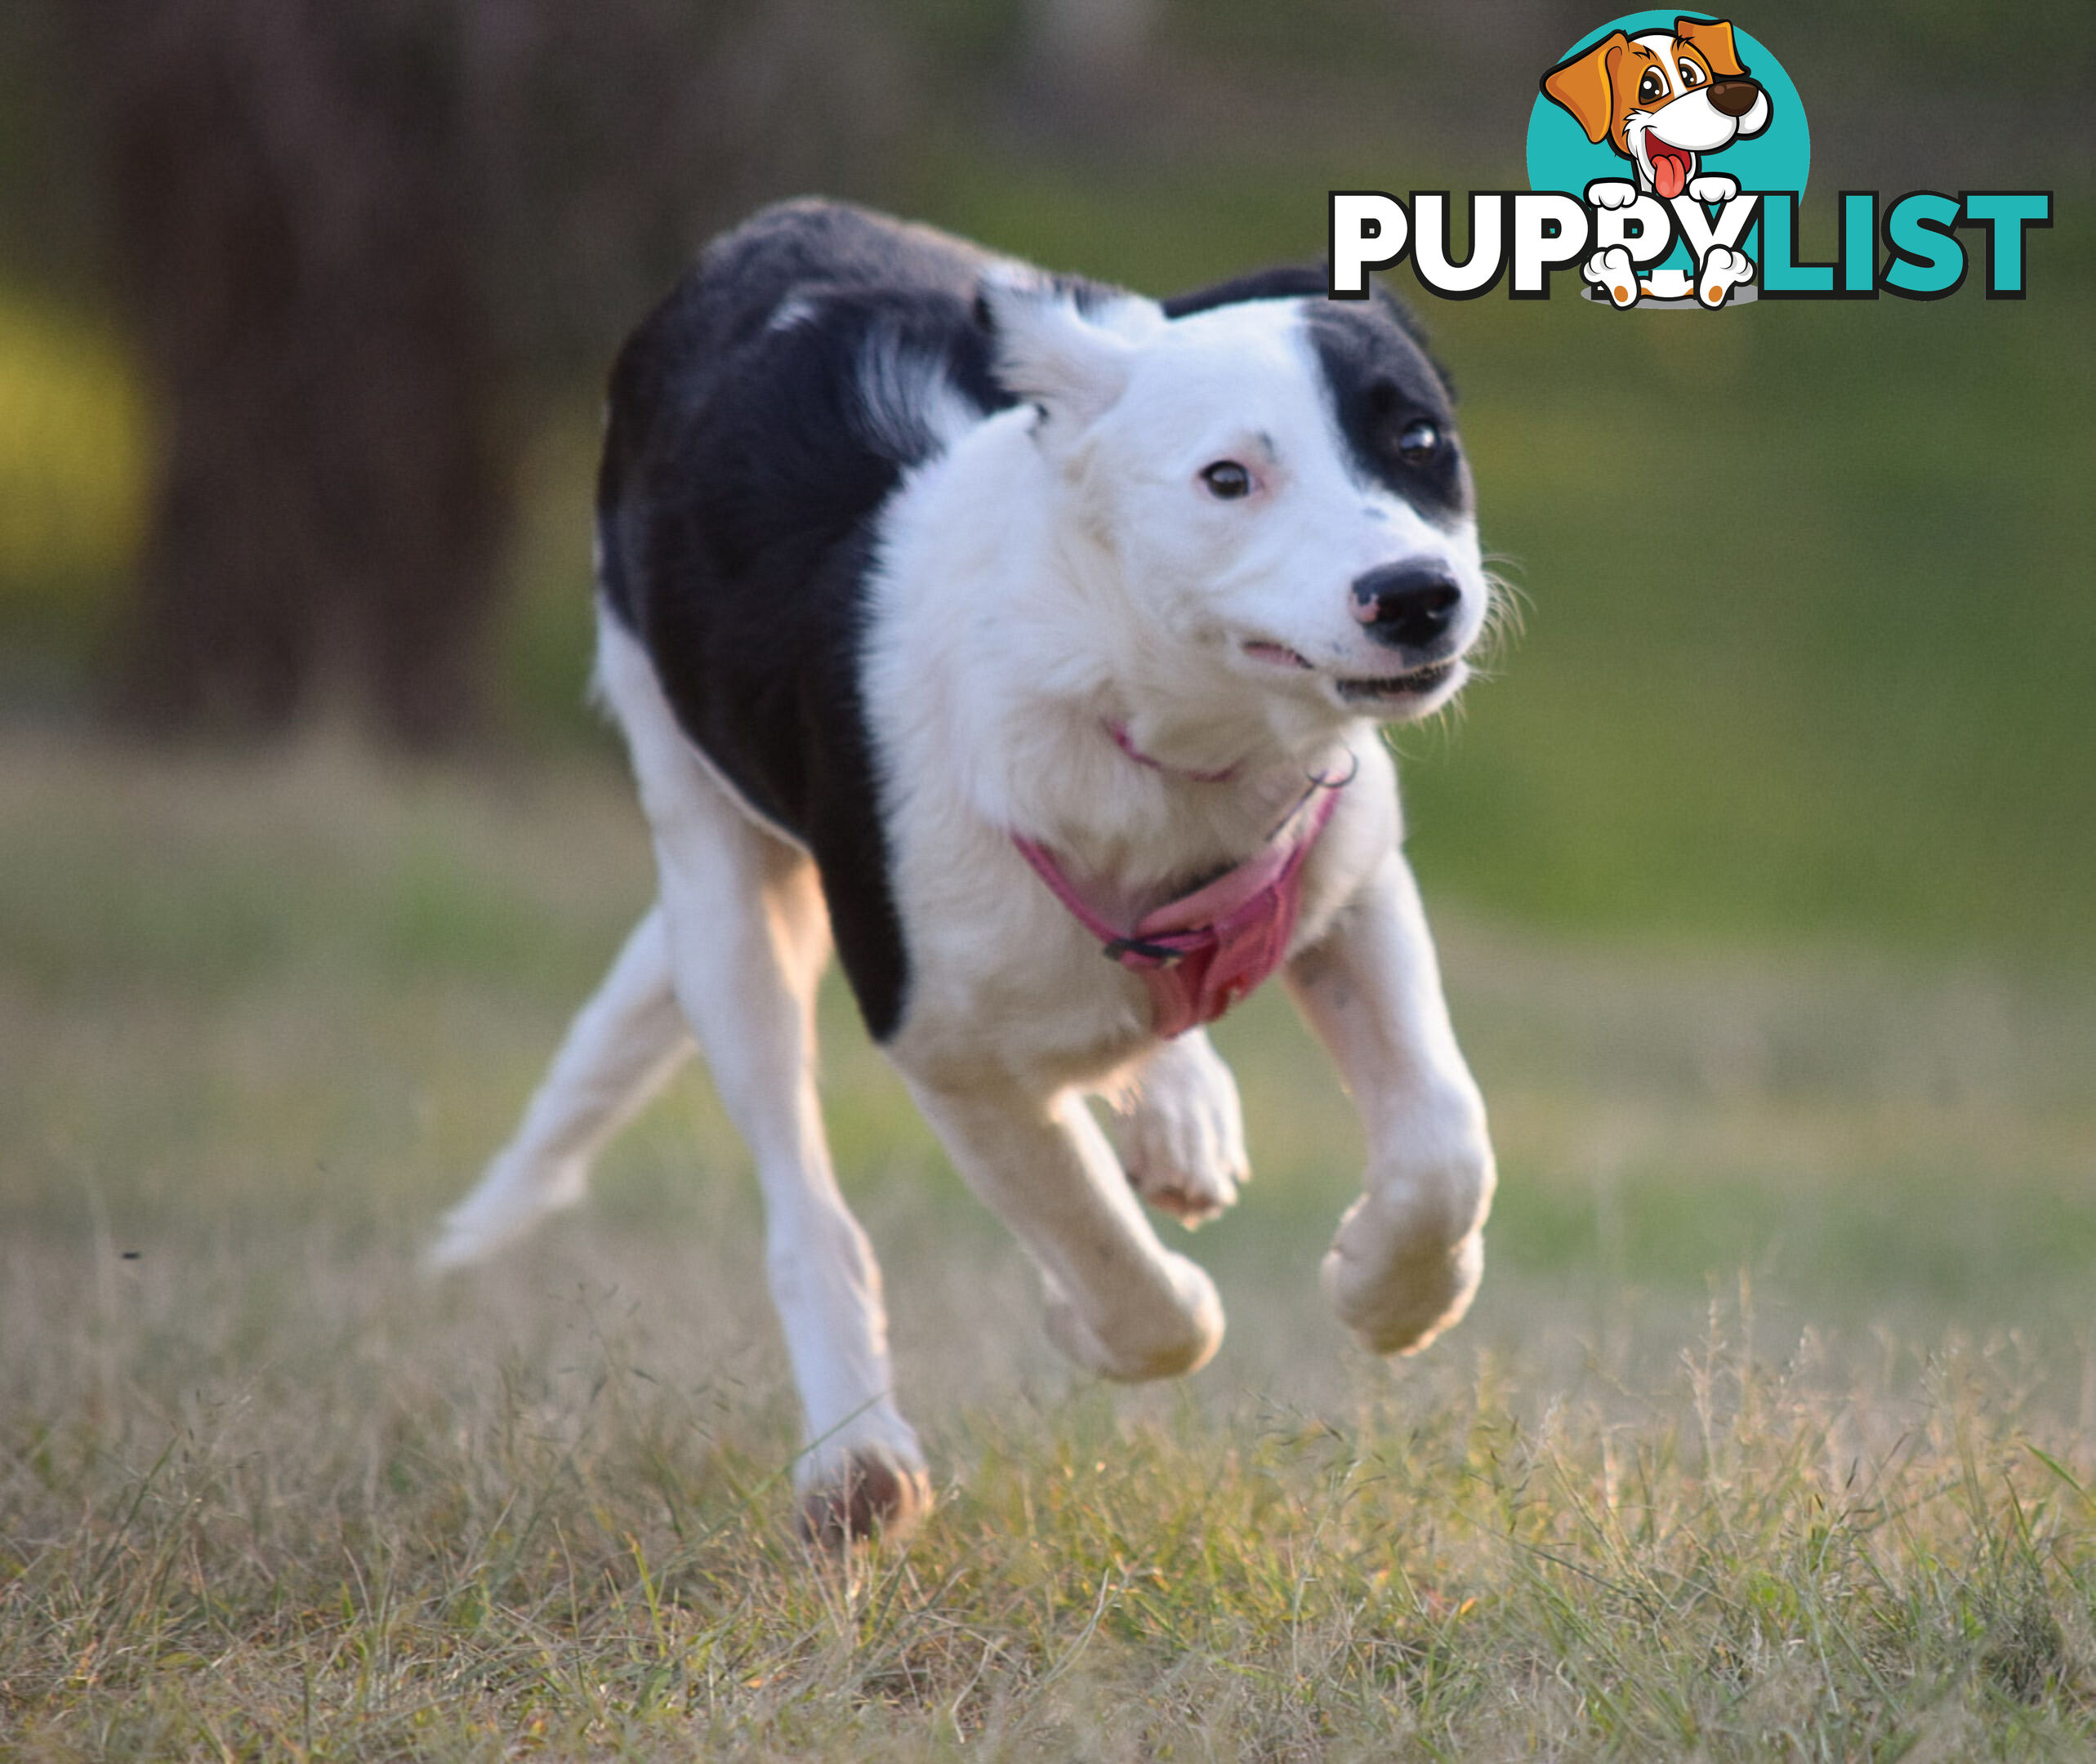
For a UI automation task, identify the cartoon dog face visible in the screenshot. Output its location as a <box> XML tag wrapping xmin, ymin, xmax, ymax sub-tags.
<box><xmin>1541</xmin><ymin>16</ymin><xmax>1771</xmax><ymax>200</ymax></box>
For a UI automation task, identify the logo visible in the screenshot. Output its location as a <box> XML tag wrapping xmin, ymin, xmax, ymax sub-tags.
<box><xmin>1532</xmin><ymin>13</ymin><xmax>1801</xmax><ymax>306</ymax></box>
<box><xmin>1329</xmin><ymin>14</ymin><xmax>2052</xmax><ymax>308</ymax></box>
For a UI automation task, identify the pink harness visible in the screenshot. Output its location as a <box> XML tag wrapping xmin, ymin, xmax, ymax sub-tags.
<box><xmin>1011</xmin><ymin>764</ymin><xmax>1345</xmax><ymax>1040</ymax></box>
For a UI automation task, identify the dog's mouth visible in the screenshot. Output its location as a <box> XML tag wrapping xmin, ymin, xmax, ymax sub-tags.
<box><xmin>1643</xmin><ymin>136</ymin><xmax>1697</xmax><ymax>200</ymax></box>
<box><xmin>1333</xmin><ymin>661</ymin><xmax>1460</xmax><ymax>703</ymax></box>
<box><xmin>1242</xmin><ymin>639</ymin><xmax>1460</xmax><ymax>704</ymax></box>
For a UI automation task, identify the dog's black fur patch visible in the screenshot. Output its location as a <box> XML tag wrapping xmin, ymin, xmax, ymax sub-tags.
<box><xmin>1304</xmin><ymin>303</ymin><xmax>1471</xmax><ymax>526</ymax></box>
<box><xmin>596</xmin><ymin>203</ymin><xmax>1011</xmax><ymax>1041</ymax></box>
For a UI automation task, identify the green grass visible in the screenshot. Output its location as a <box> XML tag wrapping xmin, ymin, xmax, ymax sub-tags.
<box><xmin>2</xmin><ymin>733</ymin><xmax>2093</xmax><ymax>1759</ymax></box>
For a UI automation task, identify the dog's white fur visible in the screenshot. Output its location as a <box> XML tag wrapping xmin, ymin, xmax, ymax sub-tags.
<box><xmin>432</xmin><ymin>275</ymin><xmax>1498</xmax><ymax>1529</ymax></box>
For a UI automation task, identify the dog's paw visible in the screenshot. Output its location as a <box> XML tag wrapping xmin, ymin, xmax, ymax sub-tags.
<box><xmin>1322</xmin><ymin>1099</ymin><xmax>1495</xmax><ymax>1356</ymax></box>
<box><xmin>1585</xmin><ymin>178</ymin><xmax>1639</xmax><ymax>212</ymax></box>
<box><xmin>1109</xmin><ymin>1032</ymin><xmax>1249</xmax><ymax>1226</ymax></box>
<box><xmin>1322</xmin><ymin>1193</ymin><xmax>1485</xmax><ymax>1357</ymax></box>
<box><xmin>1687</xmin><ymin>173</ymin><xmax>1739</xmax><ymax>205</ymax></box>
<box><xmin>797</xmin><ymin>1441</ymin><xmax>933</xmax><ymax>1550</ymax></box>
<box><xmin>1697</xmin><ymin>245</ymin><xmax>1754</xmax><ymax>307</ymax></box>
<box><xmin>1582</xmin><ymin>246</ymin><xmax>1640</xmax><ymax>308</ymax></box>
<box><xmin>1042</xmin><ymin>1254</ymin><xmax>1224</xmax><ymax>1382</ymax></box>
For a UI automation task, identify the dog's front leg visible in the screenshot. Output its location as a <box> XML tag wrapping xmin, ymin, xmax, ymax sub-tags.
<box><xmin>1285</xmin><ymin>850</ymin><xmax>1496</xmax><ymax>1355</ymax></box>
<box><xmin>905</xmin><ymin>1068</ymin><xmax>1225</xmax><ymax>1380</ymax></box>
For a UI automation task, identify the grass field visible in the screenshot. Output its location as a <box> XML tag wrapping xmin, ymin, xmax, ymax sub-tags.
<box><xmin>3</xmin><ymin>731</ymin><xmax>2093</xmax><ymax>1760</ymax></box>
<box><xmin>1</xmin><ymin>130</ymin><xmax>2090</xmax><ymax>1759</ymax></box>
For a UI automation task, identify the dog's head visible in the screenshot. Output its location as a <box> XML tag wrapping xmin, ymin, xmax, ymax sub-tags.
<box><xmin>976</xmin><ymin>266</ymin><xmax>1487</xmax><ymax>728</ymax></box>
<box><xmin>1541</xmin><ymin>16</ymin><xmax>1770</xmax><ymax>200</ymax></box>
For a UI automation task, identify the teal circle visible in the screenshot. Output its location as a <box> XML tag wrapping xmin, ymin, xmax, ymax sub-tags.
<box><xmin>1526</xmin><ymin>13</ymin><xmax>1809</xmax><ymax>273</ymax></box>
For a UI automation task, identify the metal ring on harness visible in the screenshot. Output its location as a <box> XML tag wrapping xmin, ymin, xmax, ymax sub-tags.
<box><xmin>1309</xmin><ymin>746</ymin><xmax>1361</xmax><ymax>791</ymax></box>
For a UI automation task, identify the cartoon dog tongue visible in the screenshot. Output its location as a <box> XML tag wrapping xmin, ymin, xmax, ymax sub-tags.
<box><xmin>1649</xmin><ymin>142</ymin><xmax>1692</xmax><ymax>200</ymax></box>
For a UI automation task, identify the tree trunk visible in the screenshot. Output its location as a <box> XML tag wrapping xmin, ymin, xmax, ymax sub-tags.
<box><xmin>96</xmin><ymin>0</ymin><xmax>503</xmax><ymax>749</ymax></box>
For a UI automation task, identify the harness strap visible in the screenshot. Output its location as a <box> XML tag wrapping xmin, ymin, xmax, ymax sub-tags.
<box><xmin>1011</xmin><ymin>780</ymin><xmax>1345</xmax><ymax>1039</ymax></box>
<box><xmin>1104</xmin><ymin>719</ymin><xmax>1241</xmax><ymax>784</ymax></box>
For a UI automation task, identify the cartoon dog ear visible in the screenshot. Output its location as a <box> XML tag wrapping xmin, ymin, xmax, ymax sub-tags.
<box><xmin>1675</xmin><ymin>16</ymin><xmax>1748</xmax><ymax>78</ymax></box>
<box><xmin>976</xmin><ymin>269</ymin><xmax>1161</xmax><ymax>436</ymax></box>
<box><xmin>1541</xmin><ymin>30</ymin><xmax>1630</xmax><ymax>145</ymax></box>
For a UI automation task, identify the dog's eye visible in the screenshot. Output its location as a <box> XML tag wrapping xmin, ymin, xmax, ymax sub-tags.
<box><xmin>1678</xmin><ymin>59</ymin><xmax>1704</xmax><ymax>87</ymax></box>
<box><xmin>1638</xmin><ymin>69</ymin><xmax>1666</xmax><ymax>103</ymax></box>
<box><xmin>1199</xmin><ymin>461</ymin><xmax>1253</xmax><ymax>500</ymax></box>
<box><xmin>1396</xmin><ymin>421</ymin><xmax>1440</xmax><ymax>466</ymax></box>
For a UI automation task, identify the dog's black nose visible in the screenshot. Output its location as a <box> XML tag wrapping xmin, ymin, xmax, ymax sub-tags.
<box><xmin>1709</xmin><ymin>78</ymin><xmax>1761</xmax><ymax>118</ymax></box>
<box><xmin>1352</xmin><ymin>564</ymin><xmax>1462</xmax><ymax>651</ymax></box>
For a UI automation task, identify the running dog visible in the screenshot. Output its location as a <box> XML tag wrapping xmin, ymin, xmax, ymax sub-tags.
<box><xmin>1542</xmin><ymin>16</ymin><xmax>1771</xmax><ymax>307</ymax></box>
<box><xmin>430</xmin><ymin>201</ymin><xmax>1500</xmax><ymax>1544</ymax></box>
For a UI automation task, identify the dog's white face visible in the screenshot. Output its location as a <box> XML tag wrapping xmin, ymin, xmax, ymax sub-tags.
<box><xmin>986</xmin><ymin>280</ymin><xmax>1487</xmax><ymax>726</ymax></box>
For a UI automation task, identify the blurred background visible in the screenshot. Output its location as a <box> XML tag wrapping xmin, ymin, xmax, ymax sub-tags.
<box><xmin>2</xmin><ymin>1</ymin><xmax>2092</xmax><ymax>1376</ymax></box>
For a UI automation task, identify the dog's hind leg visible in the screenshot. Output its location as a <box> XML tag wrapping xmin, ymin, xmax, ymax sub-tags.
<box><xmin>600</xmin><ymin>617</ymin><xmax>928</xmax><ymax>1545</ymax></box>
<box><xmin>428</xmin><ymin>904</ymin><xmax>690</xmax><ymax>1272</ymax></box>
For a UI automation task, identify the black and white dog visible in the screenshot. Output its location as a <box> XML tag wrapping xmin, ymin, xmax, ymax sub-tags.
<box><xmin>431</xmin><ymin>201</ymin><xmax>1498</xmax><ymax>1543</ymax></box>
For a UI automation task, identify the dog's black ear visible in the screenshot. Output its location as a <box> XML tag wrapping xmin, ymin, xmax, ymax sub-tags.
<box><xmin>1160</xmin><ymin>264</ymin><xmax>1331</xmax><ymax>318</ymax></box>
<box><xmin>1371</xmin><ymin>287</ymin><xmax>1458</xmax><ymax>403</ymax></box>
<box><xmin>976</xmin><ymin>268</ymin><xmax>1162</xmax><ymax>440</ymax></box>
